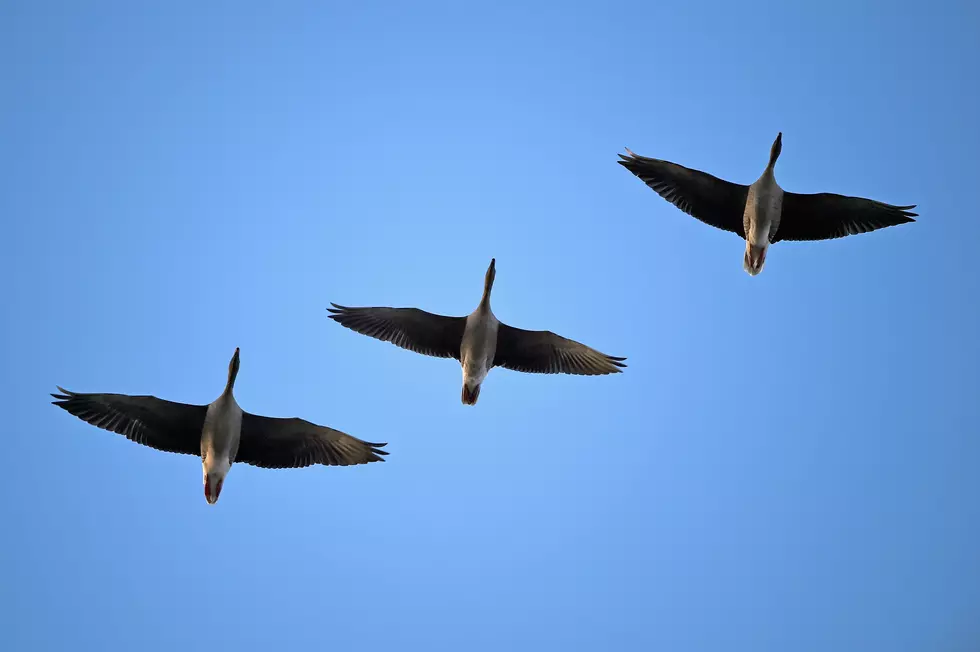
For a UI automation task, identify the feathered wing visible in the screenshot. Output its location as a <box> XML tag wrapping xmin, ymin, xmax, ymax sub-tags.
<box><xmin>236</xmin><ymin>412</ymin><xmax>388</xmax><ymax>469</ymax></box>
<box><xmin>618</xmin><ymin>149</ymin><xmax>749</xmax><ymax>238</ymax></box>
<box><xmin>51</xmin><ymin>388</ymin><xmax>206</xmax><ymax>456</ymax></box>
<box><xmin>327</xmin><ymin>304</ymin><xmax>467</xmax><ymax>359</ymax></box>
<box><xmin>492</xmin><ymin>324</ymin><xmax>626</xmax><ymax>375</ymax></box>
<box><xmin>772</xmin><ymin>192</ymin><xmax>916</xmax><ymax>242</ymax></box>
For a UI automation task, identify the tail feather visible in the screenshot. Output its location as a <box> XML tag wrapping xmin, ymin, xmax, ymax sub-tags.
<box><xmin>461</xmin><ymin>383</ymin><xmax>481</xmax><ymax>405</ymax></box>
<box><xmin>743</xmin><ymin>243</ymin><xmax>767</xmax><ymax>276</ymax></box>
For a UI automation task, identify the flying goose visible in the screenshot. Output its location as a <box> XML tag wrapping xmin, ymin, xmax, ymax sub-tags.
<box><xmin>618</xmin><ymin>133</ymin><xmax>917</xmax><ymax>275</ymax></box>
<box><xmin>51</xmin><ymin>348</ymin><xmax>387</xmax><ymax>504</ymax></box>
<box><xmin>328</xmin><ymin>258</ymin><xmax>626</xmax><ymax>405</ymax></box>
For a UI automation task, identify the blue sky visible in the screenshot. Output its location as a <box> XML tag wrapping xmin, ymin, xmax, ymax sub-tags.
<box><xmin>2</xmin><ymin>1</ymin><xmax>978</xmax><ymax>650</ymax></box>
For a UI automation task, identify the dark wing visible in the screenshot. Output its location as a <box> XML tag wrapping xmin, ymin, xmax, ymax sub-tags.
<box><xmin>236</xmin><ymin>412</ymin><xmax>388</xmax><ymax>469</ymax></box>
<box><xmin>772</xmin><ymin>192</ymin><xmax>917</xmax><ymax>242</ymax></box>
<box><xmin>492</xmin><ymin>323</ymin><xmax>627</xmax><ymax>376</ymax></box>
<box><xmin>618</xmin><ymin>149</ymin><xmax>749</xmax><ymax>238</ymax></box>
<box><xmin>327</xmin><ymin>304</ymin><xmax>467</xmax><ymax>360</ymax></box>
<box><xmin>50</xmin><ymin>387</ymin><xmax>206</xmax><ymax>456</ymax></box>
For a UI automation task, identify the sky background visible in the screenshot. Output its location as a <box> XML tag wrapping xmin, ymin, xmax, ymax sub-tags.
<box><xmin>2</xmin><ymin>1</ymin><xmax>979</xmax><ymax>650</ymax></box>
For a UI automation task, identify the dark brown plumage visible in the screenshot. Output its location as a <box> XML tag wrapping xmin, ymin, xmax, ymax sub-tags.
<box><xmin>328</xmin><ymin>259</ymin><xmax>626</xmax><ymax>404</ymax></box>
<box><xmin>617</xmin><ymin>136</ymin><xmax>916</xmax><ymax>257</ymax></box>
<box><xmin>51</xmin><ymin>387</ymin><xmax>387</xmax><ymax>469</ymax></box>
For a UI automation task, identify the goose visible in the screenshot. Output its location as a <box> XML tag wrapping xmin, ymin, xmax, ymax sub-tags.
<box><xmin>51</xmin><ymin>348</ymin><xmax>387</xmax><ymax>505</ymax></box>
<box><xmin>618</xmin><ymin>132</ymin><xmax>917</xmax><ymax>275</ymax></box>
<box><xmin>328</xmin><ymin>258</ymin><xmax>626</xmax><ymax>405</ymax></box>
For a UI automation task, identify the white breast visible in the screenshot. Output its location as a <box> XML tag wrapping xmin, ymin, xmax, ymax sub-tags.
<box><xmin>744</xmin><ymin>173</ymin><xmax>784</xmax><ymax>246</ymax></box>
<box><xmin>460</xmin><ymin>312</ymin><xmax>498</xmax><ymax>385</ymax></box>
<box><xmin>202</xmin><ymin>394</ymin><xmax>243</xmax><ymax>466</ymax></box>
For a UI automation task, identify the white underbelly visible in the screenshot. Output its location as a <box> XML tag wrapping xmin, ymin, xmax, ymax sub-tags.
<box><xmin>745</xmin><ymin>176</ymin><xmax>783</xmax><ymax>246</ymax></box>
<box><xmin>750</xmin><ymin>221</ymin><xmax>771</xmax><ymax>247</ymax></box>
<box><xmin>462</xmin><ymin>361</ymin><xmax>489</xmax><ymax>387</ymax></box>
<box><xmin>203</xmin><ymin>397</ymin><xmax>243</xmax><ymax>464</ymax></box>
<box><xmin>460</xmin><ymin>314</ymin><xmax>497</xmax><ymax>387</ymax></box>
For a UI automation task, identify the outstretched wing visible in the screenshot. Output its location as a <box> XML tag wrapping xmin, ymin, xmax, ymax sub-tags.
<box><xmin>618</xmin><ymin>149</ymin><xmax>748</xmax><ymax>238</ymax></box>
<box><xmin>772</xmin><ymin>191</ymin><xmax>917</xmax><ymax>242</ymax></box>
<box><xmin>237</xmin><ymin>412</ymin><xmax>388</xmax><ymax>469</ymax></box>
<box><xmin>51</xmin><ymin>387</ymin><xmax>206</xmax><ymax>456</ymax></box>
<box><xmin>493</xmin><ymin>324</ymin><xmax>627</xmax><ymax>375</ymax></box>
<box><xmin>328</xmin><ymin>304</ymin><xmax>467</xmax><ymax>360</ymax></box>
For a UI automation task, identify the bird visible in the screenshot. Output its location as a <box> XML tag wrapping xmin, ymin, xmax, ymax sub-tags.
<box><xmin>328</xmin><ymin>258</ymin><xmax>626</xmax><ymax>405</ymax></box>
<box><xmin>50</xmin><ymin>347</ymin><xmax>387</xmax><ymax>505</ymax></box>
<box><xmin>617</xmin><ymin>132</ymin><xmax>917</xmax><ymax>276</ymax></box>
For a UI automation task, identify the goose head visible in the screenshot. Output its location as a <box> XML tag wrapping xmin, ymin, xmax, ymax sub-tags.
<box><xmin>225</xmin><ymin>347</ymin><xmax>240</xmax><ymax>393</ymax></box>
<box><xmin>767</xmin><ymin>132</ymin><xmax>782</xmax><ymax>170</ymax></box>
<box><xmin>480</xmin><ymin>258</ymin><xmax>496</xmax><ymax>307</ymax></box>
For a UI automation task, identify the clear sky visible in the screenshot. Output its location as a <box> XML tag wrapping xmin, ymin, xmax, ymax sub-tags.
<box><xmin>2</xmin><ymin>1</ymin><xmax>978</xmax><ymax>650</ymax></box>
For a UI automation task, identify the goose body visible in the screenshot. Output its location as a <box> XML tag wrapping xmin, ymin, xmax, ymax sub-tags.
<box><xmin>52</xmin><ymin>348</ymin><xmax>387</xmax><ymax>505</ymax></box>
<box><xmin>200</xmin><ymin>393</ymin><xmax>243</xmax><ymax>503</ymax></box>
<box><xmin>329</xmin><ymin>258</ymin><xmax>626</xmax><ymax>405</ymax></box>
<box><xmin>742</xmin><ymin>162</ymin><xmax>784</xmax><ymax>275</ymax></box>
<box><xmin>618</xmin><ymin>132</ymin><xmax>917</xmax><ymax>275</ymax></box>
<box><xmin>460</xmin><ymin>308</ymin><xmax>499</xmax><ymax>405</ymax></box>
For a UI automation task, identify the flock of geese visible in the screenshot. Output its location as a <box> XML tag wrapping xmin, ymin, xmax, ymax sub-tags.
<box><xmin>52</xmin><ymin>133</ymin><xmax>917</xmax><ymax>505</ymax></box>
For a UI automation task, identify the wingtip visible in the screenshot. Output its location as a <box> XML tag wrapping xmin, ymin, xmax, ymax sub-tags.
<box><xmin>606</xmin><ymin>354</ymin><xmax>627</xmax><ymax>370</ymax></box>
<box><xmin>369</xmin><ymin>442</ymin><xmax>389</xmax><ymax>458</ymax></box>
<box><xmin>51</xmin><ymin>386</ymin><xmax>72</xmax><ymax>400</ymax></box>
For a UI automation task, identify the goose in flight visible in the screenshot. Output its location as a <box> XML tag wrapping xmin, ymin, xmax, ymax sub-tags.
<box><xmin>328</xmin><ymin>258</ymin><xmax>626</xmax><ymax>405</ymax></box>
<box><xmin>618</xmin><ymin>132</ymin><xmax>917</xmax><ymax>275</ymax></box>
<box><xmin>51</xmin><ymin>348</ymin><xmax>387</xmax><ymax>504</ymax></box>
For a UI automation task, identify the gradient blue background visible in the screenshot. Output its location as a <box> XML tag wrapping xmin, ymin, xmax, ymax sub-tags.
<box><xmin>2</xmin><ymin>1</ymin><xmax>978</xmax><ymax>650</ymax></box>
